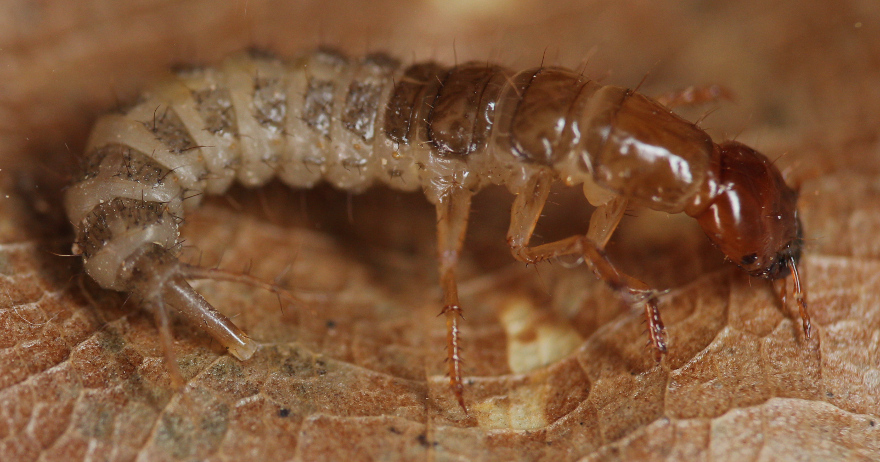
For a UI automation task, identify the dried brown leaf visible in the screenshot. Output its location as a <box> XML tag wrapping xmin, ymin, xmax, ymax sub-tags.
<box><xmin>2</xmin><ymin>0</ymin><xmax>880</xmax><ymax>460</ymax></box>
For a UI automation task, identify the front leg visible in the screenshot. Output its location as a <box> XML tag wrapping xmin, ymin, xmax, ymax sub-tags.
<box><xmin>434</xmin><ymin>184</ymin><xmax>473</xmax><ymax>412</ymax></box>
<box><xmin>506</xmin><ymin>176</ymin><xmax>667</xmax><ymax>360</ymax></box>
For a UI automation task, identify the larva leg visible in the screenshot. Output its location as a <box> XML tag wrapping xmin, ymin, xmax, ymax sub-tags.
<box><xmin>434</xmin><ymin>185</ymin><xmax>473</xmax><ymax>413</ymax></box>
<box><xmin>587</xmin><ymin>195</ymin><xmax>630</xmax><ymax>249</ymax></box>
<box><xmin>507</xmin><ymin>173</ymin><xmax>628</xmax><ymax>254</ymax></box>
<box><xmin>506</xmin><ymin>177</ymin><xmax>667</xmax><ymax>360</ymax></box>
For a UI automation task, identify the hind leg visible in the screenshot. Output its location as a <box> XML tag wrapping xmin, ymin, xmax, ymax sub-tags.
<box><xmin>433</xmin><ymin>185</ymin><xmax>473</xmax><ymax>413</ymax></box>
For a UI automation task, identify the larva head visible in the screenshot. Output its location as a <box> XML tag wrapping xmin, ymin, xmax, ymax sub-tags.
<box><xmin>694</xmin><ymin>141</ymin><xmax>802</xmax><ymax>280</ymax></box>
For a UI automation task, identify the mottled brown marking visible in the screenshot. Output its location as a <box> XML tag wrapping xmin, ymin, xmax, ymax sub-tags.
<box><xmin>253</xmin><ymin>76</ymin><xmax>287</xmax><ymax>130</ymax></box>
<box><xmin>303</xmin><ymin>79</ymin><xmax>335</xmax><ymax>138</ymax></box>
<box><xmin>144</xmin><ymin>106</ymin><xmax>197</xmax><ymax>153</ymax></box>
<box><xmin>384</xmin><ymin>62</ymin><xmax>447</xmax><ymax>144</ymax></box>
<box><xmin>79</xmin><ymin>198</ymin><xmax>169</xmax><ymax>259</ymax></box>
<box><xmin>82</xmin><ymin>144</ymin><xmax>171</xmax><ymax>184</ymax></box>
<box><xmin>192</xmin><ymin>88</ymin><xmax>237</xmax><ymax>134</ymax></box>
<box><xmin>427</xmin><ymin>64</ymin><xmax>507</xmax><ymax>157</ymax></box>
<box><xmin>342</xmin><ymin>81</ymin><xmax>383</xmax><ymax>141</ymax></box>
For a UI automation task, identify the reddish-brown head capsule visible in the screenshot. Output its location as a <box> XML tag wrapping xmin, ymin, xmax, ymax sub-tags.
<box><xmin>692</xmin><ymin>140</ymin><xmax>810</xmax><ymax>336</ymax></box>
<box><xmin>694</xmin><ymin>141</ymin><xmax>802</xmax><ymax>280</ymax></box>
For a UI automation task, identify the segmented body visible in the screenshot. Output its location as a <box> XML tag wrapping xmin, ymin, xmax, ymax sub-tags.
<box><xmin>65</xmin><ymin>48</ymin><xmax>809</xmax><ymax>412</ymax></box>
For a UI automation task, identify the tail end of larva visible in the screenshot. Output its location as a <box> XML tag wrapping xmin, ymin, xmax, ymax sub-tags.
<box><xmin>161</xmin><ymin>271</ymin><xmax>258</xmax><ymax>361</ymax></box>
<box><xmin>226</xmin><ymin>331</ymin><xmax>258</xmax><ymax>361</ymax></box>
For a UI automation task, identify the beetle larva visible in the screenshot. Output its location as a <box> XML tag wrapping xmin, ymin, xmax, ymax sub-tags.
<box><xmin>65</xmin><ymin>47</ymin><xmax>810</xmax><ymax>412</ymax></box>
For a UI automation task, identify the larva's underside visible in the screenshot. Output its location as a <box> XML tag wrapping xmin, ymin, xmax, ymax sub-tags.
<box><xmin>65</xmin><ymin>48</ymin><xmax>810</xmax><ymax>412</ymax></box>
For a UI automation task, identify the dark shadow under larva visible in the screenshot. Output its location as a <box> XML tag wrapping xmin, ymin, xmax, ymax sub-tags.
<box><xmin>64</xmin><ymin>47</ymin><xmax>811</xmax><ymax>413</ymax></box>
